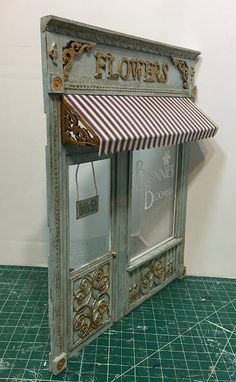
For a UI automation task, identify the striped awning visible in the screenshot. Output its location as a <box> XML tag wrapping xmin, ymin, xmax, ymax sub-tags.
<box><xmin>63</xmin><ymin>94</ymin><xmax>218</xmax><ymax>155</ymax></box>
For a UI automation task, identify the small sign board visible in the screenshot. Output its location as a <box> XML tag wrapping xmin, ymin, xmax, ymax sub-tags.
<box><xmin>76</xmin><ymin>195</ymin><xmax>99</xmax><ymax>219</ymax></box>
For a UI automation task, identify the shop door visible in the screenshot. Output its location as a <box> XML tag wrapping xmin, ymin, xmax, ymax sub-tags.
<box><xmin>68</xmin><ymin>156</ymin><xmax>114</xmax><ymax>353</ymax></box>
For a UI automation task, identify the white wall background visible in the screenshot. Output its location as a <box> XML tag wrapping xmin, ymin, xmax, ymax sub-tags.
<box><xmin>0</xmin><ymin>0</ymin><xmax>235</xmax><ymax>277</ymax></box>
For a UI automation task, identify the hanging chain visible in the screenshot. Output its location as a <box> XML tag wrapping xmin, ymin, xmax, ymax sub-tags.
<box><xmin>75</xmin><ymin>161</ymin><xmax>98</xmax><ymax>202</ymax></box>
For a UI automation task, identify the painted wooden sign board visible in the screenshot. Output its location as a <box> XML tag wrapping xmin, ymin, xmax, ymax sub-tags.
<box><xmin>40</xmin><ymin>15</ymin><xmax>218</xmax><ymax>374</ymax></box>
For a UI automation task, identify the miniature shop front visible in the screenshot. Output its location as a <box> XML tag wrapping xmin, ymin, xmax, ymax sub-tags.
<box><xmin>41</xmin><ymin>16</ymin><xmax>218</xmax><ymax>374</ymax></box>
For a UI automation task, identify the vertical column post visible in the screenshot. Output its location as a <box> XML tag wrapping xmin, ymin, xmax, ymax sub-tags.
<box><xmin>175</xmin><ymin>143</ymin><xmax>191</xmax><ymax>278</ymax></box>
<box><xmin>112</xmin><ymin>152</ymin><xmax>130</xmax><ymax>321</ymax></box>
<box><xmin>46</xmin><ymin>96</ymin><xmax>69</xmax><ymax>374</ymax></box>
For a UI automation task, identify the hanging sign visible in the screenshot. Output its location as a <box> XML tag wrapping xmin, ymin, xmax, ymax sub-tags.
<box><xmin>76</xmin><ymin>195</ymin><xmax>99</xmax><ymax>219</ymax></box>
<box><xmin>75</xmin><ymin>162</ymin><xmax>99</xmax><ymax>219</ymax></box>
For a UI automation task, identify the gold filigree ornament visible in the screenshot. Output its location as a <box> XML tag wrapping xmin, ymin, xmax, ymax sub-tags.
<box><xmin>48</xmin><ymin>42</ymin><xmax>58</xmax><ymax>66</ymax></box>
<box><xmin>61</xmin><ymin>97</ymin><xmax>100</xmax><ymax>147</ymax></box>
<box><xmin>129</xmin><ymin>251</ymin><xmax>176</xmax><ymax>305</ymax></box>
<box><xmin>172</xmin><ymin>58</ymin><xmax>189</xmax><ymax>89</ymax></box>
<box><xmin>140</xmin><ymin>267</ymin><xmax>153</xmax><ymax>295</ymax></box>
<box><xmin>153</xmin><ymin>259</ymin><xmax>166</xmax><ymax>283</ymax></box>
<box><xmin>63</xmin><ymin>40</ymin><xmax>95</xmax><ymax>80</ymax></box>
<box><xmin>73</xmin><ymin>264</ymin><xmax>111</xmax><ymax>343</ymax></box>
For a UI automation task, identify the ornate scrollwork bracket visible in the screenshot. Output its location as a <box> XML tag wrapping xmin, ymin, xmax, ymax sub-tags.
<box><xmin>63</xmin><ymin>40</ymin><xmax>96</xmax><ymax>80</ymax></box>
<box><xmin>61</xmin><ymin>98</ymin><xmax>100</xmax><ymax>148</ymax></box>
<box><xmin>191</xmin><ymin>66</ymin><xmax>195</xmax><ymax>82</ymax></box>
<box><xmin>190</xmin><ymin>67</ymin><xmax>197</xmax><ymax>98</ymax></box>
<box><xmin>49</xmin><ymin>42</ymin><xmax>58</xmax><ymax>66</ymax></box>
<box><xmin>172</xmin><ymin>58</ymin><xmax>189</xmax><ymax>89</ymax></box>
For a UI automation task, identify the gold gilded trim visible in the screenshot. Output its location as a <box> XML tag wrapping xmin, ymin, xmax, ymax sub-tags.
<box><xmin>129</xmin><ymin>250</ymin><xmax>176</xmax><ymax>305</ymax></box>
<box><xmin>61</xmin><ymin>97</ymin><xmax>100</xmax><ymax>148</ymax></box>
<box><xmin>72</xmin><ymin>263</ymin><xmax>111</xmax><ymax>344</ymax></box>
<box><xmin>63</xmin><ymin>40</ymin><xmax>95</xmax><ymax>81</ymax></box>
<box><xmin>49</xmin><ymin>42</ymin><xmax>58</xmax><ymax>66</ymax></box>
<box><xmin>172</xmin><ymin>58</ymin><xmax>189</xmax><ymax>89</ymax></box>
<box><xmin>52</xmin><ymin>76</ymin><xmax>63</xmax><ymax>91</ymax></box>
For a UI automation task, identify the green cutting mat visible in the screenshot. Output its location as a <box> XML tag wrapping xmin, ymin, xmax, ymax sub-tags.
<box><xmin>0</xmin><ymin>266</ymin><xmax>235</xmax><ymax>382</ymax></box>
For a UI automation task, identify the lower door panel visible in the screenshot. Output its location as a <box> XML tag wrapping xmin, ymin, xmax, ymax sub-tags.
<box><xmin>69</xmin><ymin>253</ymin><xmax>113</xmax><ymax>353</ymax></box>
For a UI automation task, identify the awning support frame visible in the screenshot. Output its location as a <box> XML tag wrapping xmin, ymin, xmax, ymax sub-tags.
<box><xmin>61</xmin><ymin>97</ymin><xmax>100</xmax><ymax>147</ymax></box>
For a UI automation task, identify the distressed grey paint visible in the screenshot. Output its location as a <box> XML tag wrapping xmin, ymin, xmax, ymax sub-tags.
<box><xmin>41</xmin><ymin>15</ymin><xmax>198</xmax><ymax>374</ymax></box>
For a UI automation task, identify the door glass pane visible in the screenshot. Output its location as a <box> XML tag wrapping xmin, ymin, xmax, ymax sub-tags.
<box><xmin>69</xmin><ymin>159</ymin><xmax>111</xmax><ymax>270</ymax></box>
<box><xmin>130</xmin><ymin>147</ymin><xmax>177</xmax><ymax>258</ymax></box>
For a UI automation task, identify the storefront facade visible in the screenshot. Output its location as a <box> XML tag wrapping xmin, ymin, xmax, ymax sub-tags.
<box><xmin>41</xmin><ymin>15</ymin><xmax>218</xmax><ymax>374</ymax></box>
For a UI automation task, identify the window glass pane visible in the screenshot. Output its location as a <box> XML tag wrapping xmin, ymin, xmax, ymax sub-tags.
<box><xmin>69</xmin><ymin>159</ymin><xmax>111</xmax><ymax>270</ymax></box>
<box><xmin>130</xmin><ymin>147</ymin><xmax>176</xmax><ymax>258</ymax></box>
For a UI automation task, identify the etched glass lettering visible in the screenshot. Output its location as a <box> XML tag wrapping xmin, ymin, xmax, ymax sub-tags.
<box><xmin>131</xmin><ymin>147</ymin><xmax>176</xmax><ymax>258</ymax></box>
